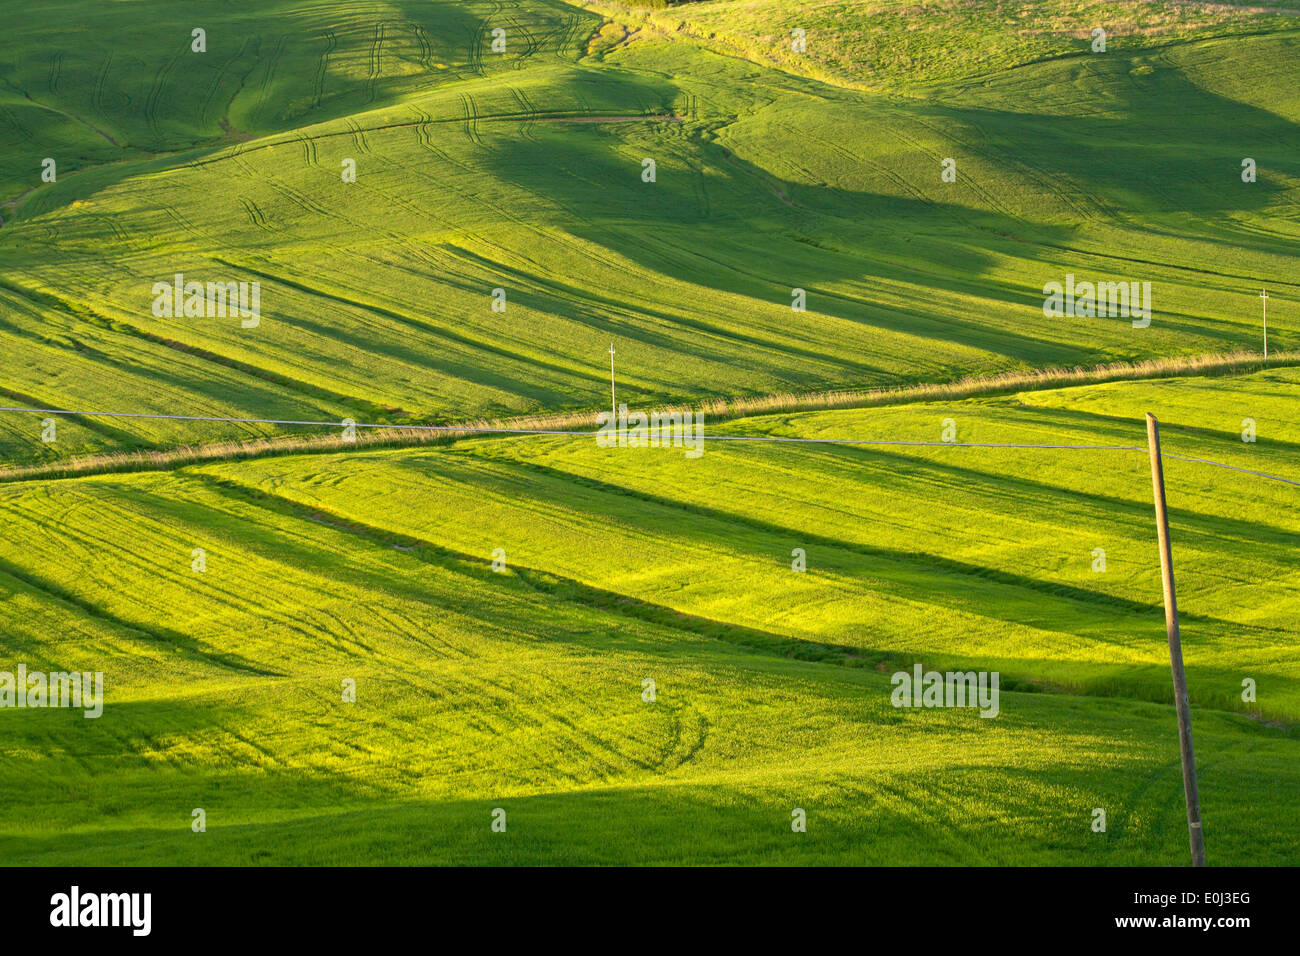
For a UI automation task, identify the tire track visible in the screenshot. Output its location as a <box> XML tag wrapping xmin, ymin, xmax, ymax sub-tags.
<box><xmin>311</xmin><ymin>30</ymin><xmax>336</xmax><ymax>109</ymax></box>
<box><xmin>269</xmin><ymin>179</ymin><xmax>333</xmax><ymax>219</ymax></box>
<box><xmin>144</xmin><ymin>47</ymin><xmax>184</xmax><ymax>140</ymax></box>
<box><xmin>297</xmin><ymin>131</ymin><xmax>319</xmax><ymax>168</ymax></box>
<box><xmin>0</xmin><ymin>548</ymin><xmax>281</xmax><ymax>677</ymax></box>
<box><xmin>256</xmin><ymin>34</ymin><xmax>289</xmax><ymax>114</ymax></box>
<box><xmin>46</xmin><ymin>53</ymin><xmax>62</xmax><ymax>94</ymax></box>
<box><xmin>199</xmin><ymin>37</ymin><xmax>252</xmax><ymax>131</ymax></box>
<box><xmin>655</xmin><ymin>702</ymin><xmax>710</xmax><ymax>772</ymax></box>
<box><xmin>348</xmin><ymin>118</ymin><xmax>372</xmax><ymax>154</ymax></box>
<box><xmin>365</xmin><ymin>23</ymin><xmax>385</xmax><ymax>103</ymax></box>
<box><xmin>412</xmin><ymin>23</ymin><xmax>433</xmax><ymax>72</ymax></box>
<box><xmin>458</xmin><ymin>93</ymin><xmax>484</xmax><ymax>146</ymax></box>
<box><xmin>92</xmin><ymin>53</ymin><xmax>112</xmax><ymax>116</ymax></box>
<box><xmin>511</xmin><ymin>87</ymin><xmax>539</xmax><ymax>142</ymax></box>
<box><xmin>505</xmin><ymin>15</ymin><xmax>540</xmax><ymax>66</ymax></box>
<box><xmin>0</xmin><ymin>279</ymin><xmax>389</xmax><ymax>420</ymax></box>
<box><xmin>241</xmin><ymin>198</ymin><xmax>271</xmax><ymax>231</ymax></box>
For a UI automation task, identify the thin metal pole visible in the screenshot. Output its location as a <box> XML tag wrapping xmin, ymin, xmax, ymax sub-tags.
<box><xmin>609</xmin><ymin>342</ymin><xmax>617</xmax><ymax>423</ymax></box>
<box><xmin>1260</xmin><ymin>290</ymin><xmax>1268</xmax><ymax>359</ymax></box>
<box><xmin>1145</xmin><ymin>412</ymin><xmax>1207</xmax><ymax>867</ymax></box>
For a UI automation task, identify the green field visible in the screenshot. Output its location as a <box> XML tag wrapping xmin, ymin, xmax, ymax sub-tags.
<box><xmin>1</xmin><ymin>0</ymin><xmax>1298</xmax><ymax>865</ymax></box>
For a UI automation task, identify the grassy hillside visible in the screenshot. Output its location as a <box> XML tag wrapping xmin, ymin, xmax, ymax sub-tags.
<box><xmin>2</xmin><ymin>1</ymin><xmax>1299</xmax><ymax>465</ymax></box>
<box><xmin>1</xmin><ymin>371</ymin><xmax>1298</xmax><ymax>864</ymax></box>
<box><xmin>1</xmin><ymin>0</ymin><xmax>1298</xmax><ymax>866</ymax></box>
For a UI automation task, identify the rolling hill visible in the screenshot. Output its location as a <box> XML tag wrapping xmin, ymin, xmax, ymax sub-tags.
<box><xmin>1</xmin><ymin>0</ymin><xmax>1297</xmax><ymax>865</ymax></box>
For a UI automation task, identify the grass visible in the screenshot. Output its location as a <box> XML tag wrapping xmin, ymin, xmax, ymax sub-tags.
<box><xmin>1</xmin><ymin>369</ymin><xmax>1298</xmax><ymax>864</ymax></box>
<box><xmin>2</xmin><ymin>1</ymin><xmax>1299</xmax><ymax>465</ymax></box>
<box><xmin>620</xmin><ymin>0</ymin><xmax>1300</xmax><ymax>91</ymax></box>
<box><xmin>1</xmin><ymin>0</ymin><xmax>1298</xmax><ymax>865</ymax></box>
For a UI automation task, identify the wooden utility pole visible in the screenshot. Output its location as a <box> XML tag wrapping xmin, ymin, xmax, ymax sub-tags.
<box><xmin>1145</xmin><ymin>412</ymin><xmax>1207</xmax><ymax>867</ymax></box>
<box><xmin>1260</xmin><ymin>289</ymin><xmax>1269</xmax><ymax>358</ymax></box>
<box><xmin>609</xmin><ymin>342</ymin><xmax>617</xmax><ymax>423</ymax></box>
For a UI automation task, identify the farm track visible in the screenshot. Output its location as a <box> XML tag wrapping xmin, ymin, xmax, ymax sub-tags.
<box><xmin>0</xmin><ymin>277</ymin><xmax>395</xmax><ymax>421</ymax></box>
<box><xmin>144</xmin><ymin>47</ymin><xmax>184</xmax><ymax>141</ymax></box>
<box><xmin>365</xmin><ymin>23</ymin><xmax>385</xmax><ymax>104</ymax></box>
<box><xmin>46</xmin><ymin>52</ymin><xmax>61</xmax><ymax>95</ymax></box>
<box><xmin>241</xmin><ymin>198</ymin><xmax>272</xmax><ymax>231</ymax></box>
<box><xmin>175</xmin><ymin>471</ymin><xmax>897</xmax><ymax>674</ymax></box>
<box><xmin>176</xmin><ymin>108</ymin><xmax>688</xmax><ymax>174</ymax></box>
<box><xmin>411</xmin><ymin>23</ymin><xmax>433</xmax><ymax>72</ymax></box>
<box><xmin>207</xmin><ymin>255</ymin><xmax>598</xmax><ymax>388</ymax></box>
<box><xmin>200</xmin><ymin>37</ymin><xmax>253</xmax><ymax>129</ymax></box>
<box><xmin>457</xmin><ymin>453</ymin><xmax>1265</xmax><ymax>635</ymax></box>
<box><xmin>256</xmin><ymin>34</ymin><xmax>290</xmax><ymax>116</ymax></box>
<box><xmin>312</xmin><ymin>30</ymin><xmax>337</xmax><ymax>109</ymax></box>
<box><xmin>91</xmin><ymin>52</ymin><xmax>112</xmax><ymax>116</ymax></box>
<box><xmin>0</xmin><ymin>546</ymin><xmax>281</xmax><ymax>677</ymax></box>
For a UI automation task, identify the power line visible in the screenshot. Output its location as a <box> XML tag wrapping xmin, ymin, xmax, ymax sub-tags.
<box><xmin>1162</xmin><ymin>453</ymin><xmax>1300</xmax><ymax>488</ymax></box>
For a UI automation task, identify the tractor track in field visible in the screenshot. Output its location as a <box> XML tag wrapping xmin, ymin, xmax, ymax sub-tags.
<box><xmin>144</xmin><ymin>47</ymin><xmax>185</xmax><ymax>141</ymax></box>
<box><xmin>182</xmin><ymin>474</ymin><xmax>512</xmax><ymax>665</ymax></box>
<box><xmin>411</xmin><ymin>23</ymin><xmax>434</xmax><ymax>72</ymax></box>
<box><xmin>0</xmin><ymin>278</ymin><xmax>395</xmax><ymax>423</ymax></box>
<box><xmin>412</xmin><ymin>105</ymin><xmax>436</xmax><ymax>150</ymax></box>
<box><xmin>160</xmin><ymin>202</ymin><xmax>222</xmax><ymax>245</ymax></box>
<box><xmin>510</xmin><ymin>87</ymin><xmax>539</xmax><ymax>141</ymax></box>
<box><xmin>365</xmin><ymin>23</ymin><xmax>386</xmax><ymax>103</ymax></box>
<box><xmin>177</xmin><ymin>108</ymin><xmax>679</xmax><ymax>175</ymax></box>
<box><xmin>562</xmin><ymin>12</ymin><xmax>589</xmax><ymax>58</ymax></box>
<box><xmin>448</xmin><ymin>452</ymin><xmax>1273</xmax><ymax>636</ymax></box>
<box><xmin>208</xmin><ymin>255</ymin><xmax>588</xmax><ymax>388</ymax></box>
<box><xmin>170</xmin><ymin>473</ymin><xmax>873</xmax><ymax>678</ymax></box>
<box><xmin>228</xmin><ymin>151</ymin><xmax>260</xmax><ymax>180</ymax></box>
<box><xmin>90</xmin><ymin>213</ymin><xmax>138</xmax><ymax>249</ymax></box>
<box><xmin>256</xmin><ymin>34</ymin><xmax>290</xmax><ymax>115</ymax></box>
<box><xmin>297</xmin><ymin>131</ymin><xmax>320</xmax><ymax>168</ymax></box>
<box><xmin>46</xmin><ymin>52</ymin><xmax>62</xmax><ymax>95</ymax></box>
<box><xmin>0</xmin><ymin>547</ymin><xmax>281</xmax><ymax>677</ymax></box>
<box><xmin>0</xmin><ymin>104</ymin><xmax>33</xmax><ymax>144</ymax></box>
<box><xmin>655</xmin><ymin>702</ymin><xmax>710</xmax><ymax>772</ymax></box>
<box><xmin>401</xmin><ymin>120</ymin><xmax>604</xmax><ymax>258</ymax></box>
<box><xmin>241</xmin><ymin>198</ymin><xmax>271</xmax><ymax>231</ymax></box>
<box><xmin>91</xmin><ymin>52</ymin><xmax>112</xmax><ymax>116</ymax></box>
<box><xmin>458</xmin><ymin>93</ymin><xmax>484</xmax><ymax>146</ymax></box>
<box><xmin>869</xmin><ymin>779</ymin><xmax>988</xmax><ymax>864</ymax></box>
<box><xmin>311</xmin><ymin>30</ymin><xmax>337</xmax><ymax>109</ymax></box>
<box><xmin>268</xmin><ymin>180</ymin><xmax>333</xmax><ymax>219</ymax></box>
<box><xmin>469</xmin><ymin>3</ymin><xmax>501</xmax><ymax>77</ymax></box>
<box><xmin>506</xmin><ymin>15</ymin><xmax>541</xmax><ymax>66</ymax></box>
<box><xmin>200</xmin><ymin>37</ymin><xmax>252</xmax><ymax>130</ymax></box>
<box><xmin>879</xmin><ymin>112</ymin><xmax>1013</xmax><ymax>217</ymax></box>
<box><xmin>347</xmin><ymin>118</ymin><xmax>372</xmax><ymax>153</ymax></box>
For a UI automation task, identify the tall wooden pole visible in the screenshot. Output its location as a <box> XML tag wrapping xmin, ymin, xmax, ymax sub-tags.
<box><xmin>1145</xmin><ymin>413</ymin><xmax>1206</xmax><ymax>867</ymax></box>
<box><xmin>609</xmin><ymin>342</ymin><xmax>617</xmax><ymax>423</ymax></box>
<box><xmin>1260</xmin><ymin>290</ymin><xmax>1268</xmax><ymax>359</ymax></box>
